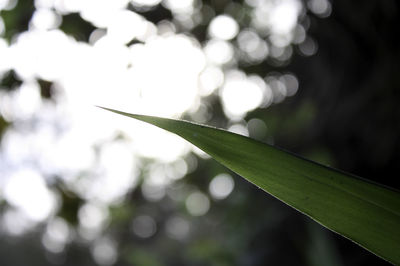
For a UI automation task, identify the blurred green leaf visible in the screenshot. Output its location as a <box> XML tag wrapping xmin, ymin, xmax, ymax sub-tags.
<box><xmin>188</xmin><ymin>238</ymin><xmax>234</xmax><ymax>266</ymax></box>
<box><xmin>124</xmin><ymin>247</ymin><xmax>162</xmax><ymax>266</ymax></box>
<box><xmin>59</xmin><ymin>13</ymin><xmax>97</xmax><ymax>42</ymax></box>
<box><xmin>99</xmin><ymin>107</ymin><xmax>400</xmax><ymax>264</ymax></box>
<box><xmin>0</xmin><ymin>0</ymin><xmax>34</xmax><ymax>41</ymax></box>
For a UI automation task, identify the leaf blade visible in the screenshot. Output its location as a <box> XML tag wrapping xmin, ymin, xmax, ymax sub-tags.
<box><xmin>99</xmin><ymin>107</ymin><xmax>400</xmax><ymax>264</ymax></box>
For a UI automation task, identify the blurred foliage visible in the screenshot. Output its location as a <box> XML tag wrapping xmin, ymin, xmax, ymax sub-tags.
<box><xmin>0</xmin><ymin>112</ymin><xmax>10</xmax><ymax>138</ymax></box>
<box><xmin>59</xmin><ymin>13</ymin><xmax>97</xmax><ymax>42</ymax></box>
<box><xmin>0</xmin><ymin>0</ymin><xmax>34</xmax><ymax>41</ymax></box>
<box><xmin>0</xmin><ymin>69</ymin><xmax>22</xmax><ymax>91</ymax></box>
<box><xmin>0</xmin><ymin>0</ymin><xmax>399</xmax><ymax>266</ymax></box>
<box><xmin>37</xmin><ymin>79</ymin><xmax>54</xmax><ymax>100</ymax></box>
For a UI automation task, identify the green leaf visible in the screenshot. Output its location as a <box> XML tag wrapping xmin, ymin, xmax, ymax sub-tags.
<box><xmin>98</xmin><ymin>106</ymin><xmax>400</xmax><ymax>264</ymax></box>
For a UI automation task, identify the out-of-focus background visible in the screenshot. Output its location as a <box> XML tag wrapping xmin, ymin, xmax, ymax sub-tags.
<box><xmin>0</xmin><ymin>0</ymin><xmax>399</xmax><ymax>265</ymax></box>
